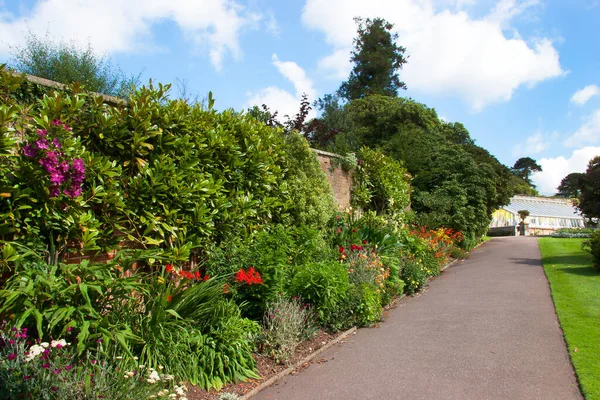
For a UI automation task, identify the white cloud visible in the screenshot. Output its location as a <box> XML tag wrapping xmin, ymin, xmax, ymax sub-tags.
<box><xmin>301</xmin><ymin>0</ymin><xmax>565</xmax><ymax>111</ymax></box>
<box><xmin>564</xmin><ymin>109</ymin><xmax>600</xmax><ymax>147</ymax></box>
<box><xmin>0</xmin><ymin>0</ymin><xmax>265</xmax><ymax>71</ymax></box>
<box><xmin>532</xmin><ymin>146</ymin><xmax>600</xmax><ymax>195</ymax></box>
<box><xmin>246</xmin><ymin>54</ymin><xmax>317</xmax><ymax>122</ymax></box>
<box><xmin>512</xmin><ymin>131</ymin><xmax>550</xmax><ymax>157</ymax></box>
<box><xmin>571</xmin><ymin>84</ymin><xmax>600</xmax><ymax>106</ymax></box>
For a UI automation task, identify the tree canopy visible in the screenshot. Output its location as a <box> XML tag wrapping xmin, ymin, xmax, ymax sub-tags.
<box><xmin>9</xmin><ymin>31</ymin><xmax>140</xmax><ymax>97</ymax></box>
<box><xmin>556</xmin><ymin>172</ymin><xmax>585</xmax><ymax>198</ymax></box>
<box><xmin>578</xmin><ymin>156</ymin><xmax>600</xmax><ymax>220</ymax></box>
<box><xmin>338</xmin><ymin>18</ymin><xmax>408</xmax><ymax>101</ymax></box>
<box><xmin>512</xmin><ymin>157</ymin><xmax>542</xmax><ymax>187</ymax></box>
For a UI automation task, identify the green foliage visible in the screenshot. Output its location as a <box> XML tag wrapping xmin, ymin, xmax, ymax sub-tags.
<box><xmin>401</xmin><ymin>255</ymin><xmax>429</xmax><ymax>295</ymax></box>
<box><xmin>260</xmin><ymin>294</ymin><xmax>316</xmax><ymax>363</ymax></box>
<box><xmin>556</xmin><ymin>172</ymin><xmax>585</xmax><ymax>198</ymax></box>
<box><xmin>512</xmin><ymin>157</ymin><xmax>542</xmax><ymax>188</ymax></box>
<box><xmin>578</xmin><ymin>156</ymin><xmax>600</xmax><ymax>220</ymax></box>
<box><xmin>0</xmin><ymin>328</ymin><xmax>184</xmax><ymax>400</ymax></box>
<box><xmin>9</xmin><ymin>31</ymin><xmax>140</xmax><ymax>97</ymax></box>
<box><xmin>0</xmin><ymin>258</ymin><xmax>144</xmax><ymax>355</ymax></box>
<box><xmin>582</xmin><ymin>230</ymin><xmax>600</xmax><ymax>270</ymax></box>
<box><xmin>338</xmin><ymin>18</ymin><xmax>408</xmax><ymax>101</ymax></box>
<box><xmin>289</xmin><ymin>261</ymin><xmax>349</xmax><ymax>326</ymax></box>
<box><xmin>352</xmin><ymin>147</ymin><xmax>411</xmax><ymax>220</ymax></box>
<box><xmin>552</xmin><ymin>228</ymin><xmax>596</xmax><ymax>238</ymax></box>
<box><xmin>347</xmin><ymin>283</ymin><xmax>383</xmax><ymax>327</ymax></box>
<box><xmin>278</xmin><ymin>132</ymin><xmax>337</xmax><ymax>230</ymax></box>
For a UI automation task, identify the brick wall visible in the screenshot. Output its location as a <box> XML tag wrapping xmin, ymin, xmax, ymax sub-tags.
<box><xmin>312</xmin><ymin>149</ymin><xmax>353</xmax><ymax>211</ymax></box>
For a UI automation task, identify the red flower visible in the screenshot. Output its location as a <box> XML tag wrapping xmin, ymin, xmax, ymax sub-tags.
<box><xmin>362</xmin><ymin>240</ymin><xmax>367</xmax><ymax>244</ymax></box>
<box><xmin>194</xmin><ymin>271</ymin><xmax>201</xmax><ymax>280</ymax></box>
<box><xmin>235</xmin><ymin>267</ymin><xmax>263</xmax><ymax>285</ymax></box>
<box><xmin>352</xmin><ymin>228</ymin><xmax>357</xmax><ymax>233</ymax></box>
<box><xmin>338</xmin><ymin>246</ymin><xmax>345</xmax><ymax>253</ymax></box>
<box><xmin>165</xmin><ymin>264</ymin><xmax>174</xmax><ymax>273</ymax></box>
<box><xmin>167</xmin><ymin>295</ymin><xmax>172</xmax><ymax>302</ymax></box>
<box><xmin>203</xmin><ymin>275</ymin><xmax>210</xmax><ymax>281</ymax></box>
<box><xmin>223</xmin><ymin>283</ymin><xmax>230</xmax><ymax>293</ymax></box>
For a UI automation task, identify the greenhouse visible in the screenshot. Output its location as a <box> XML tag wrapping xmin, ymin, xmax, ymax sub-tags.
<box><xmin>489</xmin><ymin>195</ymin><xmax>585</xmax><ymax>236</ymax></box>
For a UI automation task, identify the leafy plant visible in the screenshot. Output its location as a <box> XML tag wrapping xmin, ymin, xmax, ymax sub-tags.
<box><xmin>288</xmin><ymin>261</ymin><xmax>349</xmax><ymax>326</ymax></box>
<box><xmin>260</xmin><ymin>294</ymin><xmax>316</xmax><ymax>363</ymax></box>
<box><xmin>582</xmin><ymin>230</ymin><xmax>600</xmax><ymax>271</ymax></box>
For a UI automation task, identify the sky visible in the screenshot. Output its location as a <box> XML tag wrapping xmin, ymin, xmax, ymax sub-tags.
<box><xmin>1</xmin><ymin>0</ymin><xmax>599</xmax><ymax>195</ymax></box>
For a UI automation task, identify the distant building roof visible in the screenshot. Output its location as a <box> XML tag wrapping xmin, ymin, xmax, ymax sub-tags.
<box><xmin>502</xmin><ymin>196</ymin><xmax>582</xmax><ymax>220</ymax></box>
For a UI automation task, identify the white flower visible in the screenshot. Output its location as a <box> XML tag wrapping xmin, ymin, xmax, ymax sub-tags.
<box><xmin>25</xmin><ymin>344</ymin><xmax>45</xmax><ymax>362</ymax></box>
<box><xmin>175</xmin><ymin>386</ymin><xmax>186</xmax><ymax>395</ymax></box>
<box><xmin>157</xmin><ymin>389</ymin><xmax>169</xmax><ymax>397</ymax></box>
<box><xmin>126</xmin><ymin>371</ymin><xmax>135</xmax><ymax>378</ymax></box>
<box><xmin>146</xmin><ymin>378</ymin><xmax>156</xmax><ymax>384</ymax></box>
<box><xmin>169</xmin><ymin>394</ymin><xmax>177</xmax><ymax>399</ymax></box>
<box><xmin>50</xmin><ymin>339</ymin><xmax>68</xmax><ymax>348</ymax></box>
<box><xmin>147</xmin><ymin>396</ymin><xmax>156</xmax><ymax>399</ymax></box>
<box><xmin>40</xmin><ymin>342</ymin><xmax>49</xmax><ymax>348</ymax></box>
<box><xmin>148</xmin><ymin>370</ymin><xmax>160</xmax><ymax>381</ymax></box>
<box><xmin>123</xmin><ymin>374</ymin><xmax>130</xmax><ymax>379</ymax></box>
<box><xmin>158</xmin><ymin>365</ymin><xmax>163</xmax><ymax>370</ymax></box>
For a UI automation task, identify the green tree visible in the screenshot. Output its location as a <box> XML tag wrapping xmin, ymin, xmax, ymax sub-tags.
<box><xmin>556</xmin><ymin>172</ymin><xmax>585</xmax><ymax>198</ymax></box>
<box><xmin>9</xmin><ymin>31</ymin><xmax>140</xmax><ymax>97</ymax></box>
<box><xmin>338</xmin><ymin>17</ymin><xmax>408</xmax><ymax>101</ymax></box>
<box><xmin>578</xmin><ymin>156</ymin><xmax>600</xmax><ymax>220</ymax></box>
<box><xmin>512</xmin><ymin>157</ymin><xmax>542</xmax><ymax>187</ymax></box>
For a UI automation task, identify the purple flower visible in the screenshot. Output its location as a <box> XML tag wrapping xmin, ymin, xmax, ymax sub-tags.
<box><xmin>63</xmin><ymin>124</ymin><xmax>72</xmax><ymax>132</ymax></box>
<box><xmin>36</xmin><ymin>138</ymin><xmax>49</xmax><ymax>150</ymax></box>
<box><xmin>64</xmin><ymin>186</ymin><xmax>82</xmax><ymax>198</ymax></box>
<box><xmin>52</xmin><ymin>138</ymin><xmax>62</xmax><ymax>149</ymax></box>
<box><xmin>36</xmin><ymin>129</ymin><xmax>47</xmax><ymax>136</ymax></box>
<box><xmin>71</xmin><ymin>158</ymin><xmax>85</xmax><ymax>175</ymax></box>
<box><xmin>22</xmin><ymin>328</ymin><xmax>27</xmax><ymax>333</ymax></box>
<box><xmin>54</xmin><ymin>368</ymin><xmax>61</xmax><ymax>374</ymax></box>
<box><xmin>7</xmin><ymin>353</ymin><xmax>16</xmax><ymax>361</ymax></box>
<box><xmin>51</xmin><ymin>119</ymin><xmax>62</xmax><ymax>126</ymax></box>
<box><xmin>49</xmin><ymin>186</ymin><xmax>61</xmax><ymax>197</ymax></box>
<box><xmin>49</xmin><ymin>171</ymin><xmax>66</xmax><ymax>186</ymax></box>
<box><xmin>42</xmin><ymin>363</ymin><xmax>50</xmax><ymax>368</ymax></box>
<box><xmin>9</xmin><ymin>340</ymin><xmax>15</xmax><ymax>345</ymax></box>
<box><xmin>20</xmin><ymin>333</ymin><xmax>27</xmax><ymax>339</ymax></box>
<box><xmin>22</xmin><ymin>144</ymin><xmax>37</xmax><ymax>158</ymax></box>
<box><xmin>65</xmin><ymin>365</ymin><xmax>72</xmax><ymax>371</ymax></box>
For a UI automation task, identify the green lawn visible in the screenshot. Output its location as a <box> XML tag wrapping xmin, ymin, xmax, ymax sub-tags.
<box><xmin>539</xmin><ymin>238</ymin><xmax>600</xmax><ymax>400</ymax></box>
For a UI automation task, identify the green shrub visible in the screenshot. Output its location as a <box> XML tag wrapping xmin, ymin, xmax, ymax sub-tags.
<box><xmin>401</xmin><ymin>255</ymin><xmax>428</xmax><ymax>295</ymax></box>
<box><xmin>582</xmin><ymin>230</ymin><xmax>600</xmax><ymax>270</ymax></box>
<box><xmin>350</xmin><ymin>283</ymin><xmax>383</xmax><ymax>327</ymax></box>
<box><xmin>352</xmin><ymin>147</ymin><xmax>410</xmax><ymax>220</ymax></box>
<box><xmin>277</xmin><ymin>132</ymin><xmax>337</xmax><ymax>230</ymax></box>
<box><xmin>451</xmin><ymin>246</ymin><xmax>470</xmax><ymax>259</ymax></box>
<box><xmin>0</xmin><ymin>326</ymin><xmax>185</xmax><ymax>400</ymax></box>
<box><xmin>288</xmin><ymin>261</ymin><xmax>349</xmax><ymax>325</ymax></box>
<box><xmin>259</xmin><ymin>294</ymin><xmax>316</xmax><ymax>363</ymax></box>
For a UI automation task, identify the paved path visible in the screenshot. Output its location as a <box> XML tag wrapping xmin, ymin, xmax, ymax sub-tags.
<box><xmin>254</xmin><ymin>237</ymin><xmax>582</xmax><ymax>400</ymax></box>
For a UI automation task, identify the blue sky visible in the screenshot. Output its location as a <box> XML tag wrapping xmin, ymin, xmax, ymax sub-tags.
<box><xmin>1</xmin><ymin>0</ymin><xmax>600</xmax><ymax>195</ymax></box>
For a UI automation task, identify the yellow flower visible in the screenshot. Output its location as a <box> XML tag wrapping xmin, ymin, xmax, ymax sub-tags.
<box><xmin>157</xmin><ymin>276</ymin><xmax>165</xmax><ymax>284</ymax></box>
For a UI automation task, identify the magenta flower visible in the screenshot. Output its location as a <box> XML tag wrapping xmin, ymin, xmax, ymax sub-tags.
<box><xmin>7</xmin><ymin>353</ymin><xmax>16</xmax><ymax>361</ymax></box>
<box><xmin>65</xmin><ymin>365</ymin><xmax>72</xmax><ymax>371</ymax></box>
<box><xmin>22</xmin><ymin>144</ymin><xmax>37</xmax><ymax>158</ymax></box>
<box><xmin>42</xmin><ymin>363</ymin><xmax>50</xmax><ymax>368</ymax></box>
<box><xmin>51</xmin><ymin>119</ymin><xmax>62</xmax><ymax>126</ymax></box>
<box><xmin>52</xmin><ymin>137</ymin><xmax>62</xmax><ymax>148</ymax></box>
<box><xmin>49</xmin><ymin>186</ymin><xmax>61</xmax><ymax>197</ymax></box>
<box><xmin>36</xmin><ymin>138</ymin><xmax>49</xmax><ymax>150</ymax></box>
<box><xmin>36</xmin><ymin>129</ymin><xmax>47</xmax><ymax>136</ymax></box>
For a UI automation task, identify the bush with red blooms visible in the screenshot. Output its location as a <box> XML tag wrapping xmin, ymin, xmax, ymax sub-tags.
<box><xmin>235</xmin><ymin>267</ymin><xmax>263</xmax><ymax>285</ymax></box>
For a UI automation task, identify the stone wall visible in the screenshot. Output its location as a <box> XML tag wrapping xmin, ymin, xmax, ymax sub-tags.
<box><xmin>312</xmin><ymin>149</ymin><xmax>352</xmax><ymax>211</ymax></box>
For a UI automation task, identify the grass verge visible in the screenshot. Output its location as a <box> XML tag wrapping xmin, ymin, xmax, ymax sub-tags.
<box><xmin>539</xmin><ymin>238</ymin><xmax>600</xmax><ymax>400</ymax></box>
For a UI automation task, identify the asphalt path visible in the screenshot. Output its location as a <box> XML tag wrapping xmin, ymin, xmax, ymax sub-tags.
<box><xmin>254</xmin><ymin>237</ymin><xmax>582</xmax><ymax>400</ymax></box>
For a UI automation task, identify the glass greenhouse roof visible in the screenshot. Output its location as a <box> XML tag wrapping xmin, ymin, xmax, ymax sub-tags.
<box><xmin>502</xmin><ymin>196</ymin><xmax>583</xmax><ymax>220</ymax></box>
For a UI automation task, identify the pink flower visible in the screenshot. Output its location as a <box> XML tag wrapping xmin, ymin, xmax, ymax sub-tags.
<box><xmin>7</xmin><ymin>353</ymin><xmax>16</xmax><ymax>361</ymax></box>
